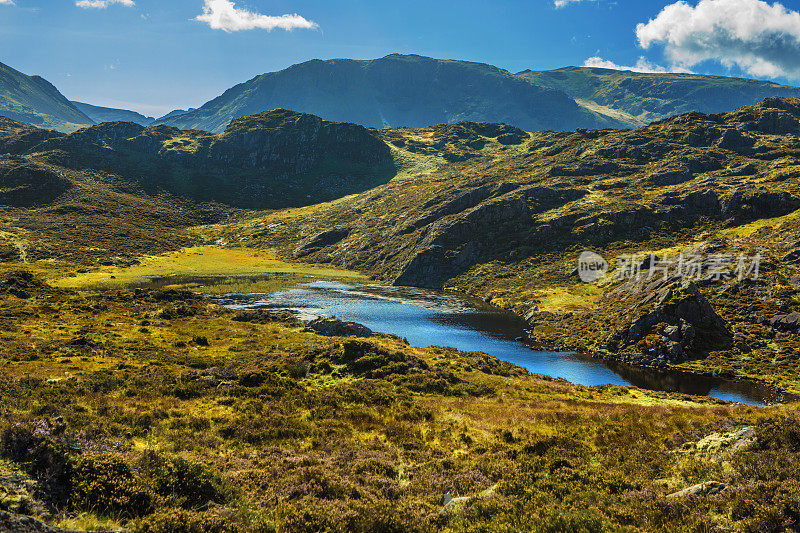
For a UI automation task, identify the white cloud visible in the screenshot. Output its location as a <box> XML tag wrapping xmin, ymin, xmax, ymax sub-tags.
<box><xmin>636</xmin><ymin>0</ymin><xmax>800</xmax><ymax>79</ymax></box>
<box><xmin>583</xmin><ymin>55</ymin><xmax>692</xmax><ymax>73</ymax></box>
<box><xmin>194</xmin><ymin>0</ymin><xmax>318</xmax><ymax>32</ymax></box>
<box><xmin>76</xmin><ymin>0</ymin><xmax>134</xmax><ymax>8</ymax></box>
<box><xmin>0</xmin><ymin>0</ymin><xmax>15</xmax><ymax>5</ymax></box>
<box><xmin>554</xmin><ymin>0</ymin><xmax>595</xmax><ymax>7</ymax></box>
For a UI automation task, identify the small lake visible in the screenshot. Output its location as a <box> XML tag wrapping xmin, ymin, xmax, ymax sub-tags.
<box><xmin>213</xmin><ymin>280</ymin><xmax>790</xmax><ymax>406</ymax></box>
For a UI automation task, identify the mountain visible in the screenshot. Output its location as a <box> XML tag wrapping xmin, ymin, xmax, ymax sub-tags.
<box><xmin>0</xmin><ymin>109</ymin><xmax>396</xmax><ymax>209</ymax></box>
<box><xmin>156</xmin><ymin>54</ymin><xmax>622</xmax><ymax>133</ymax></box>
<box><xmin>71</xmin><ymin>101</ymin><xmax>155</xmax><ymax>126</ymax></box>
<box><xmin>0</xmin><ymin>61</ymin><xmax>93</xmax><ymax>133</ymax></box>
<box><xmin>517</xmin><ymin>66</ymin><xmax>800</xmax><ymax>127</ymax></box>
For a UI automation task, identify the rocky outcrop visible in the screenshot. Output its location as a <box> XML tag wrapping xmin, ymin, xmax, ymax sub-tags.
<box><xmin>606</xmin><ymin>279</ymin><xmax>731</xmax><ymax>364</ymax></box>
<box><xmin>721</xmin><ymin>188</ymin><xmax>800</xmax><ymax>221</ymax></box>
<box><xmin>767</xmin><ymin>312</ymin><xmax>800</xmax><ymax>332</ymax></box>
<box><xmin>209</xmin><ymin>109</ymin><xmax>391</xmax><ymax>175</ymax></box>
<box><xmin>717</xmin><ymin>128</ymin><xmax>755</xmax><ymax>151</ymax></box>
<box><xmin>16</xmin><ymin>109</ymin><xmax>396</xmax><ymax>209</ymax></box>
<box><xmin>293</xmin><ymin>227</ymin><xmax>351</xmax><ymax>258</ymax></box>
<box><xmin>0</xmin><ymin>163</ymin><xmax>72</xmax><ymax>207</ymax></box>
<box><xmin>730</xmin><ymin>97</ymin><xmax>800</xmax><ymax>134</ymax></box>
<box><xmin>392</xmin><ymin>186</ymin><xmax>586</xmax><ymax>287</ymax></box>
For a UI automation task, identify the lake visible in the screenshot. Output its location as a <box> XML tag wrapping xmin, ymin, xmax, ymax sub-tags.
<box><xmin>213</xmin><ymin>280</ymin><xmax>790</xmax><ymax>406</ymax></box>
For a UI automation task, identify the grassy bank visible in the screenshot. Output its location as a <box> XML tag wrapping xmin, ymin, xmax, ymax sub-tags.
<box><xmin>52</xmin><ymin>245</ymin><xmax>368</xmax><ymax>294</ymax></box>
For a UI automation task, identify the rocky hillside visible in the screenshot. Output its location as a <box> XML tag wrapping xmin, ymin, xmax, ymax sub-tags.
<box><xmin>71</xmin><ymin>101</ymin><xmax>155</xmax><ymax>126</ymax></box>
<box><xmin>156</xmin><ymin>54</ymin><xmax>622</xmax><ymax>133</ymax></box>
<box><xmin>218</xmin><ymin>97</ymin><xmax>800</xmax><ymax>393</ymax></box>
<box><xmin>0</xmin><ymin>154</ymin><xmax>222</xmax><ymax>264</ymax></box>
<box><xmin>0</xmin><ymin>62</ymin><xmax>93</xmax><ymax>133</ymax></box>
<box><xmin>0</xmin><ymin>109</ymin><xmax>396</xmax><ymax>209</ymax></box>
<box><xmin>518</xmin><ymin>66</ymin><xmax>800</xmax><ymax>128</ymax></box>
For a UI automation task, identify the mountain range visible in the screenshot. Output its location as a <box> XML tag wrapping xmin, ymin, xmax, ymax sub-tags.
<box><xmin>154</xmin><ymin>54</ymin><xmax>620</xmax><ymax>133</ymax></box>
<box><xmin>5</xmin><ymin>54</ymin><xmax>800</xmax><ymax>136</ymax></box>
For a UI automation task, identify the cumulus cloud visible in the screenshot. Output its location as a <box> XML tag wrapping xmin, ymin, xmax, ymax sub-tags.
<box><xmin>0</xmin><ymin>0</ymin><xmax>15</xmax><ymax>5</ymax></box>
<box><xmin>75</xmin><ymin>0</ymin><xmax>134</xmax><ymax>8</ymax></box>
<box><xmin>194</xmin><ymin>0</ymin><xmax>318</xmax><ymax>32</ymax></box>
<box><xmin>583</xmin><ymin>55</ymin><xmax>693</xmax><ymax>73</ymax></box>
<box><xmin>636</xmin><ymin>0</ymin><xmax>800</xmax><ymax>79</ymax></box>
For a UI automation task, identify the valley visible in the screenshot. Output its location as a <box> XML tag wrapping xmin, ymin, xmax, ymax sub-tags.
<box><xmin>4</xmin><ymin>86</ymin><xmax>800</xmax><ymax>531</ymax></box>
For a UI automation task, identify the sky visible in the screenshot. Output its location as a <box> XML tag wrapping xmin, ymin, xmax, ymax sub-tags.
<box><xmin>3</xmin><ymin>0</ymin><xmax>800</xmax><ymax>117</ymax></box>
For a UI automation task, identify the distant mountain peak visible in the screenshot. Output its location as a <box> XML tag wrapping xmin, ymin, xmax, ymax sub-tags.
<box><xmin>156</xmin><ymin>54</ymin><xmax>618</xmax><ymax>134</ymax></box>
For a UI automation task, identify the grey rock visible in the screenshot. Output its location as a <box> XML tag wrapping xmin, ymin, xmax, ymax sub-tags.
<box><xmin>441</xmin><ymin>492</ymin><xmax>454</xmax><ymax>507</ymax></box>
<box><xmin>768</xmin><ymin>312</ymin><xmax>800</xmax><ymax>332</ymax></box>
<box><xmin>718</xmin><ymin>128</ymin><xmax>755</xmax><ymax>150</ymax></box>
<box><xmin>667</xmin><ymin>481</ymin><xmax>726</xmax><ymax>498</ymax></box>
<box><xmin>606</xmin><ymin>280</ymin><xmax>730</xmax><ymax>361</ymax></box>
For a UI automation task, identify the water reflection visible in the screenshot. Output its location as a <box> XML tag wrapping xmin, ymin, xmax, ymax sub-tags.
<box><xmin>213</xmin><ymin>281</ymin><xmax>789</xmax><ymax>406</ymax></box>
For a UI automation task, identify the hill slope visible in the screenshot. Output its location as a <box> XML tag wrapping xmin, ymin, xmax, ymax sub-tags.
<box><xmin>0</xmin><ymin>124</ymin><xmax>223</xmax><ymax>264</ymax></box>
<box><xmin>0</xmin><ymin>62</ymin><xmax>93</xmax><ymax>133</ymax></box>
<box><xmin>71</xmin><ymin>101</ymin><xmax>155</xmax><ymax>126</ymax></box>
<box><xmin>156</xmin><ymin>54</ymin><xmax>622</xmax><ymax>133</ymax></box>
<box><xmin>518</xmin><ymin>66</ymin><xmax>800</xmax><ymax>127</ymax></box>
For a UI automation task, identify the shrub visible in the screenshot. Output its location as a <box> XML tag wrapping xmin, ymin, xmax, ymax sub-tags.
<box><xmin>0</xmin><ymin>421</ymin><xmax>73</xmax><ymax>508</ymax></box>
<box><xmin>132</xmin><ymin>507</ymin><xmax>244</xmax><ymax>533</ymax></box>
<box><xmin>137</xmin><ymin>450</ymin><xmax>228</xmax><ymax>509</ymax></box>
<box><xmin>71</xmin><ymin>454</ymin><xmax>153</xmax><ymax>517</ymax></box>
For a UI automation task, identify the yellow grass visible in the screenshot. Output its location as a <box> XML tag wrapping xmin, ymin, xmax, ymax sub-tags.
<box><xmin>53</xmin><ymin>245</ymin><xmax>367</xmax><ymax>290</ymax></box>
<box><xmin>717</xmin><ymin>208</ymin><xmax>800</xmax><ymax>238</ymax></box>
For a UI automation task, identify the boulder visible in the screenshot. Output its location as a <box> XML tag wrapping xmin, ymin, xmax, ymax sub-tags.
<box><xmin>718</xmin><ymin>128</ymin><xmax>755</xmax><ymax>150</ymax></box>
<box><xmin>607</xmin><ymin>280</ymin><xmax>730</xmax><ymax>362</ymax></box>
<box><xmin>768</xmin><ymin>312</ymin><xmax>800</xmax><ymax>332</ymax></box>
<box><xmin>307</xmin><ymin>317</ymin><xmax>373</xmax><ymax>337</ymax></box>
<box><xmin>668</xmin><ymin>481</ymin><xmax>726</xmax><ymax>499</ymax></box>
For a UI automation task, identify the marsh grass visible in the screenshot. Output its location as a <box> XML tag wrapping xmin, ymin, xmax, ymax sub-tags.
<box><xmin>52</xmin><ymin>246</ymin><xmax>368</xmax><ymax>292</ymax></box>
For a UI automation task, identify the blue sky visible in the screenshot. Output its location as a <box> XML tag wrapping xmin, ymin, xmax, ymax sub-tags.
<box><xmin>3</xmin><ymin>0</ymin><xmax>800</xmax><ymax>116</ymax></box>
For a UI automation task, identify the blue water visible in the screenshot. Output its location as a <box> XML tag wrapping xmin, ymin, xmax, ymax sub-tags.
<box><xmin>214</xmin><ymin>281</ymin><xmax>788</xmax><ymax>405</ymax></box>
